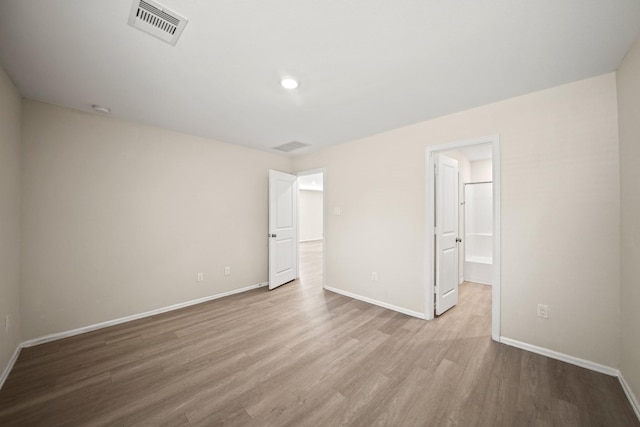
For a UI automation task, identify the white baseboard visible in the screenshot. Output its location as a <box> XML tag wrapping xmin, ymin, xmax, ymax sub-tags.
<box><xmin>22</xmin><ymin>282</ymin><xmax>268</xmax><ymax>348</ymax></box>
<box><xmin>0</xmin><ymin>344</ymin><xmax>21</xmax><ymax>391</ymax></box>
<box><xmin>324</xmin><ymin>285</ymin><xmax>426</xmax><ymax>320</ymax></box>
<box><xmin>500</xmin><ymin>336</ymin><xmax>640</xmax><ymax>421</ymax></box>
<box><xmin>500</xmin><ymin>337</ymin><xmax>619</xmax><ymax>376</ymax></box>
<box><xmin>466</xmin><ymin>279</ymin><xmax>492</xmax><ymax>286</ymax></box>
<box><xmin>619</xmin><ymin>372</ymin><xmax>640</xmax><ymax>421</ymax></box>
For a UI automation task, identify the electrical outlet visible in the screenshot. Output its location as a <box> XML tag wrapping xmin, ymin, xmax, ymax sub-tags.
<box><xmin>4</xmin><ymin>315</ymin><xmax>9</xmax><ymax>332</ymax></box>
<box><xmin>537</xmin><ymin>304</ymin><xmax>549</xmax><ymax>319</ymax></box>
<box><xmin>372</xmin><ymin>272</ymin><xmax>378</xmax><ymax>281</ymax></box>
<box><xmin>224</xmin><ymin>266</ymin><xmax>231</xmax><ymax>276</ymax></box>
<box><xmin>197</xmin><ymin>272</ymin><xmax>204</xmax><ymax>282</ymax></box>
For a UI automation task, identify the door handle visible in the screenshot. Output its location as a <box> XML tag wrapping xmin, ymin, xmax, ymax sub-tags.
<box><xmin>269</xmin><ymin>234</ymin><xmax>277</xmax><ymax>238</ymax></box>
<box><xmin>456</xmin><ymin>237</ymin><xmax>462</xmax><ymax>243</ymax></box>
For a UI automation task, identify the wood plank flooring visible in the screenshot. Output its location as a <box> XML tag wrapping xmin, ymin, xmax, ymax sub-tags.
<box><xmin>0</xmin><ymin>240</ymin><xmax>638</xmax><ymax>426</ymax></box>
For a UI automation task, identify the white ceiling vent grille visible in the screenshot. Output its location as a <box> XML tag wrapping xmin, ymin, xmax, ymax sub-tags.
<box><xmin>128</xmin><ymin>0</ymin><xmax>188</xmax><ymax>46</ymax></box>
<box><xmin>273</xmin><ymin>141</ymin><xmax>310</xmax><ymax>153</ymax></box>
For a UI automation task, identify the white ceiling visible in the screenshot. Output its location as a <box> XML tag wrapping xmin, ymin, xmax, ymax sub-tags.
<box><xmin>1</xmin><ymin>1</ymin><xmax>639</xmax><ymax>156</ymax></box>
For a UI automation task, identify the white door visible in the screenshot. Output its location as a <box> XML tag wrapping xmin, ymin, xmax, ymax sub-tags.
<box><xmin>269</xmin><ymin>170</ymin><xmax>298</xmax><ymax>290</ymax></box>
<box><xmin>435</xmin><ymin>154</ymin><xmax>460</xmax><ymax>315</ymax></box>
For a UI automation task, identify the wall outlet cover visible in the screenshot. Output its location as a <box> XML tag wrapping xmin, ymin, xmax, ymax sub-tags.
<box><xmin>537</xmin><ymin>304</ymin><xmax>549</xmax><ymax>319</ymax></box>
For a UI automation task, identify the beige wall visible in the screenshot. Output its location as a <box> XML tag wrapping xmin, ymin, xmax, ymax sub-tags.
<box><xmin>294</xmin><ymin>73</ymin><xmax>621</xmax><ymax>367</ymax></box>
<box><xmin>617</xmin><ymin>35</ymin><xmax>640</xmax><ymax>403</ymax></box>
<box><xmin>21</xmin><ymin>101</ymin><xmax>291</xmax><ymax>340</ymax></box>
<box><xmin>0</xmin><ymin>67</ymin><xmax>21</xmax><ymax>377</ymax></box>
<box><xmin>299</xmin><ymin>190</ymin><xmax>323</xmax><ymax>242</ymax></box>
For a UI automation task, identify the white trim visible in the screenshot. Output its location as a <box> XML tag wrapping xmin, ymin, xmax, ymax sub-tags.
<box><xmin>501</xmin><ymin>336</ymin><xmax>640</xmax><ymax>420</ymax></box>
<box><xmin>491</xmin><ymin>139</ymin><xmax>502</xmax><ymax>341</ymax></box>
<box><xmin>0</xmin><ymin>344</ymin><xmax>21</xmax><ymax>390</ymax></box>
<box><xmin>324</xmin><ymin>285</ymin><xmax>427</xmax><ymax>320</ymax></box>
<box><xmin>22</xmin><ymin>282</ymin><xmax>268</xmax><ymax>348</ymax></box>
<box><xmin>500</xmin><ymin>337</ymin><xmax>619</xmax><ymax>376</ymax></box>
<box><xmin>619</xmin><ymin>373</ymin><xmax>640</xmax><ymax>421</ymax></box>
<box><xmin>425</xmin><ymin>151</ymin><xmax>435</xmax><ymax>321</ymax></box>
<box><xmin>299</xmin><ymin>238</ymin><xmax>323</xmax><ymax>243</ymax></box>
<box><xmin>425</xmin><ymin>134</ymin><xmax>501</xmax><ymax>342</ymax></box>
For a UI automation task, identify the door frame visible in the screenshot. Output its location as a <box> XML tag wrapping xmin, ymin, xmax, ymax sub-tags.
<box><xmin>296</xmin><ymin>168</ymin><xmax>326</xmax><ymax>289</ymax></box>
<box><xmin>425</xmin><ymin>135</ymin><xmax>501</xmax><ymax>341</ymax></box>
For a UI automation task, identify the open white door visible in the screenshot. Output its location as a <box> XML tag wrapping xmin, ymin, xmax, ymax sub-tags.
<box><xmin>435</xmin><ymin>154</ymin><xmax>460</xmax><ymax>315</ymax></box>
<box><xmin>268</xmin><ymin>170</ymin><xmax>298</xmax><ymax>290</ymax></box>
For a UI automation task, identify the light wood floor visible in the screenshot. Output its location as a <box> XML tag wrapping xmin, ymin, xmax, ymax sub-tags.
<box><xmin>1</xmin><ymin>240</ymin><xmax>637</xmax><ymax>426</ymax></box>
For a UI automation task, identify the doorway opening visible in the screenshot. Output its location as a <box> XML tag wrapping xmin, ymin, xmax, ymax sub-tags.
<box><xmin>297</xmin><ymin>170</ymin><xmax>325</xmax><ymax>289</ymax></box>
<box><xmin>425</xmin><ymin>135</ymin><xmax>501</xmax><ymax>341</ymax></box>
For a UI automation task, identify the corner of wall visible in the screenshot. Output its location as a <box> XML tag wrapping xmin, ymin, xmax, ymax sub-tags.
<box><xmin>0</xmin><ymin>65</ymin><xmax>22</xmax><ymax>389</ymax></box>
<box><xmin>616</xmin><ymin>32</ymin><xmax>640</xmax><ymax>418</ymax></box>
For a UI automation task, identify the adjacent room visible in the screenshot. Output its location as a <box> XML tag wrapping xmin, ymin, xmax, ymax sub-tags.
<box><xmin>1</xmin><ymin>0</ymin><xmax>640</xmax><ymax>424</ymax></box>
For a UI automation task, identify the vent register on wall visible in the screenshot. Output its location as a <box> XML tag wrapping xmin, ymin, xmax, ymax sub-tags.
<box><xmin>128</xmin><ymin>0</ymin><xmax>188</xmax><ymax>46</ymax></box>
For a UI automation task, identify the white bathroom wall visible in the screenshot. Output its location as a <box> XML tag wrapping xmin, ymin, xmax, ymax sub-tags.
<box><xmin>464</xmin><ymin>182</ymin><xmax>493</xmax><ymax>285</ymax></box>
<box><xmin>465</xmin><ymin>183</ymin><xmax>493</xmax><ymax>239</ymax></box>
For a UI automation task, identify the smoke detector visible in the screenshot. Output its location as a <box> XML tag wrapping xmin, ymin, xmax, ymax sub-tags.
<box><xmin>128</xmin><ymin>0</ymin><xmax>188</xmax><ymax>46</ymax></box>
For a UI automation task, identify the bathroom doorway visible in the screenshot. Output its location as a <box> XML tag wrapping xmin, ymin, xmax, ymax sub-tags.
<box><xmin>425</xmin><ymin>135</ymin><xmax>501</xmax><ymax>341</ymax></box>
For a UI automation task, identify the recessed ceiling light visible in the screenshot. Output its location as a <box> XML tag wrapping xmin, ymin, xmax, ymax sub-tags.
<box><xmin>281</xmin><ymin>78</ymin><xmax>299</xmax><ymax>90</ymax></box>
<box><xmin>92</xmin><ymin>104</ymin><xmax>111</xmax><ymax>114</ymax></box>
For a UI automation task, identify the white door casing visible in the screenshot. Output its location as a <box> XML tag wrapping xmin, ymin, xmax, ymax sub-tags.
<box><xmin>269</xmin><ymin>170</ymin><xmax>298</xmax><ymax>290</ymax></box>
<box><xmin>435</xmin><ymin>154</ymin><xmax>460</xmax><ymax>315</ymax></box>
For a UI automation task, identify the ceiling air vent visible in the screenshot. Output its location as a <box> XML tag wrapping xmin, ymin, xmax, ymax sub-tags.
<box><xmin>273</xmin><ymin>141</ymin><xmax>310</xmax><ymax>153</ymax></box>
<box><xmin>128</xmin><ymin>0</ymin><xmax>188</xmax><ymax>46</ymax></box>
